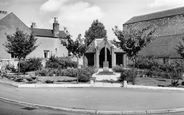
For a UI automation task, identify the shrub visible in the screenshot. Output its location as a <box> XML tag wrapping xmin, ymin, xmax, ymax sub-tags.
<box><xmin>5</xmin><ymin>64</ymin><xmax>17</xmax><ymax>73</ymax></box>
<box><xmin>36</xmin><ymin>68</ymin><xmax>77</xmax><ymax>77</ymax></box>
<box><xmin>18</xmin><ymin>58</ymin><xmax>42</xmax><ymax>73</ymax></box>
<box><xmin>112</xmin><ymin>66</ymin><xmax>125</xmax><ymax>72</ymax></box>
<box><xmin>78</xmin><ymin>68</ymin><xmax>92</xmax><ymax>82</ymax></box>
<box><xmin>36</xmin><ymin>66</ymin><xmax>95</xmax><ymax>83</ymax></box>
<box><xmin>45</xmin><ymin>56</ymin><xmax>77</xmax><ymax>69</ymax></box>
<box><xmin>35</xmin><ymin>68</ymin><xmax>58</xmax><ymax>76</ymax></box>
<box><xmin>118</xmin><ymin>69</ymin><xmax>134</xmax><ymax>83</ymax></box>
<box><xmin>45</xmin><ymin>80</ymin><xmax>54</xmax><ymax>84</ymax></box>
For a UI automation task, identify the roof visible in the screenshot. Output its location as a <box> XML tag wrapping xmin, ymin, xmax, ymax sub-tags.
<box><xmin>86</xmin><ymin>38</ymin><xmax>124</xmax><ymax>53</ymax></box>
<box><xmin>31</xmin><ymin>28</ymin><xmax>66</xmax><ymax>38</ymax></box>
<box><xmin>0</xmin><ymin>12</ymin><xmax>31</xmax><ymax>33</ymax></box>
<box><xmin>139</xmin><ymin>34</ymin><xmax>184</xmax><ymax>58</ymax></box>
<box><xmin>0</xmin><ymin>12</ymin><xmax>66</xmax><ymax>38</ymax></box>
<box><xmin>124</xmin><ymin>6</ymin><xmax>184</xmax><ymax>25</ymax></box>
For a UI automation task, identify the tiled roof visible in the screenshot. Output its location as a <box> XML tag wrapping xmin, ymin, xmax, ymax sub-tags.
<box><xmin>0</xmin><ymin>12</ymin><xmax>66</xmax><ymax>39</ymax></box>
<box><xmin>31</xmin><ymin>28</ymin><xmax>66</xmax><ymax>38</ymax></box>
<box><xmin>0</xmin><ymin>12</ymin><xmax>31</xmax><ymax>33</ymax></box>
<box><xmin>124</xmin><ymin>6</ymin><xmax>184</xmax><ymax>25</ymax></box>
<box><xmin>139</xmin><ymin>34</ymin><xmax>184</xmax><ymax>58</ymax></box>
<box><xmin>86</xmin><ymin>38</ymin><xmax>124</xmax><ymax>53</ymax></box>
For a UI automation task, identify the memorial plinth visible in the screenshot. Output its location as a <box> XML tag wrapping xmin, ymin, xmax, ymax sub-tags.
<box><xmin>103</xmin><ymin>61</ymin><xmax>109</xmax><ymax>71</ymax></box>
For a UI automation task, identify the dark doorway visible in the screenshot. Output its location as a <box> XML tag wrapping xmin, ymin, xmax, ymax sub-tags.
<box><xmin>116</xmin><ymin>53</ymin><xmax>124</xmax><ymax>66</ymax></box>
<box><xmin>86</xmin><ymin>53</ymin><xmax>94</xmax><ymax>66</ymax></box>
<box><xmin>99</xmin><ymin>47</ymin><xmax>112</xmax><ymax>68</ymax></box>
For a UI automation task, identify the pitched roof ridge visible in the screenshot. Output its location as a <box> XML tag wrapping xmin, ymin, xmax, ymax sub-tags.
<box><xmin>31</xmin><ymin>27</ymin><xmax>64</xmax><ymax>32</ymax></box>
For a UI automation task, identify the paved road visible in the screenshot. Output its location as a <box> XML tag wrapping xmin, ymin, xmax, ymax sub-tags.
<box><xmin>0</xmin><ymin>100</ymin><xmax>91</xmax><ymax>115</ymax></box>
<box><xmin>0</xmin><ymin>83</ymin><xmax>184</xmax><ymax>112</ymax></box>
<box><xmin>1</xmin><ymin>99</ymin><xmax>184</xmax><ymax>115</ymax></box>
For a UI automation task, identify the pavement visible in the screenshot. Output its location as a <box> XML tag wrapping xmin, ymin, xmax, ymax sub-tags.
<box><xmin>1</xmin><ymin>78</ymin><xmax>184</xmax><ymax>114</ymax></box>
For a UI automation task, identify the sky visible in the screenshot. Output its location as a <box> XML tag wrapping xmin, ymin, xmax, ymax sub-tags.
<box><xmin>1</xmin><ymin>0</ymin><xmax>184</xmax><ymax>40</ymax></box>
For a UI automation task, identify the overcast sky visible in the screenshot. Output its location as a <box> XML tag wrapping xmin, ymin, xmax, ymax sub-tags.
<box><xmin>1</xmin><ymin>0</ymin><xmax>184</xmax><ymax>39</ymax></box>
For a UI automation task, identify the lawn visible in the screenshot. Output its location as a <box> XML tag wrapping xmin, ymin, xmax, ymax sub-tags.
<box><xmin>134</xmin><ymin>76</ymin><xmax>183</xmax><ymax>87</ymax></box>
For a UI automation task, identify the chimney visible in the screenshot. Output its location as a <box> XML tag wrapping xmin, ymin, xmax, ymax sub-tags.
<box><xmin>0</xmin><ymin>11</ymin><xmax>7</xmax><ymax>20</ymax></box>
<box><xmin>53</xmin><ymin>17</ymin><xmax>59</xmax><ymax>37</ymax></box>
<box><xmin>31</xmin><ymin>22</ymin><xmax>36</xmax><ymax>28</ymax></box>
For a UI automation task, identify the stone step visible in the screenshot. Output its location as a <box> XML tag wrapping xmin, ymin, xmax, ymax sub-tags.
<box><xmin>92</xmin><ymin>68</ymin><xmax>120</xmax><ymax>81</ymax></box>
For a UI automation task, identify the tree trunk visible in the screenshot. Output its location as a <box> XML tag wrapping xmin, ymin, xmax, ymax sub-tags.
<box><xmin>132</xmin><ymin>58</ymin><xmax>136</xmax><ymax>85</ymax></box>
<box><xmin>77</xmin><ymin>56</ymin><xmax>79</xmax><ymax>84</ymax></box>
<box><xmin>18</xmin><ymin>58</ymin><xmax>20</xmax><ymax>77</ymax></box>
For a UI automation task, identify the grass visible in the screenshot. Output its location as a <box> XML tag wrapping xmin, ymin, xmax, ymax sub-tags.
<box><xmin>134</xmin><ymin>76</ymin><xmax>183</xmax><ymax>87</ymax></box>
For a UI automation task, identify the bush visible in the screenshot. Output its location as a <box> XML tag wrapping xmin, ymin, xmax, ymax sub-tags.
<box><xmin>118</xmin><ymin>69</ymin><xmax>134</xmax><ymax>83</ymax></box>
<box><xmin>5</xmin><ymin>64</ymin><xmax>17</xmax><ymax>73</ymax></box>
<box><xmin>18</xmin><ymin>58</ymin><xmax>42</xmax><ymax>73</ymax></box>
<box><xmin>35</xmin><ymin>68</ymin><xmax>58</xmax><ymax>76</ymax></box>
<box><xmin>36</xmin><ymin>66</ymin><xmax>95</xmax><ymax>83</ymax></box>
<box><xmin>36</xmin><ymin>68</ymin><xmax>77</xmax><ymax>77</ymax></box>
<box><xmin>112</xmin><ymin>66</ymin><xmax>125</xmax><ymax>72</ymax></box>
<box><xmin>45</xmin><ymin>80</ymin><xmax>54</xmax><ymax>84</ymax></box>
<box><xmin>78</xmin><ymin>67</ymin><xmax>94</xmax><ymax>82</ymax></box>
<box><xmin>45</xmin><ymin>56</ymin><xmax>77</xmax><ymax>69</ymax></box>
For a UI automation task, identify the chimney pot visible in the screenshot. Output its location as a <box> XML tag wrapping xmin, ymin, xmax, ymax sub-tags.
<box><xmin>31</xmin><ymin>22</ymin><xmax>36</xmax><ymax>28</ymax></box>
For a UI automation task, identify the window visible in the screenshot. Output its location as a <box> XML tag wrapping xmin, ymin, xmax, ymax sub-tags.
<box><xmin>44</xmin><ymin>50</ymin><xmax>50</xmax><ymax>58</ymax></box>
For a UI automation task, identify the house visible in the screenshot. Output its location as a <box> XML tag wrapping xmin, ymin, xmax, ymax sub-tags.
<box><xmin>0</xmin><ymin>11</ymin><xmax>68</xmax><ymax>67</ymax></box>
<box><xmin>84</xmin><ymin>37</ymin><xmax>127</xmax><ymax>68</ymax></box>
<box><xmin>123</xmin><ymin>6</ymin><xmax>184</xmax><ymax>63</ymax></box>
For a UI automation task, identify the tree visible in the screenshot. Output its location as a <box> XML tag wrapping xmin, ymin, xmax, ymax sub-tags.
<box><xmin>3</xmin><ymin>28</ymin><xmax>38</xmax><ymax>75</ymax></box>
<box><xmin>176</xmin><ymin>37</ymin><xmax>184</xmax><ymax>58</ymax></box>
<box><xmin>113</xmin><ymin>26</ymin><xmax>155</xmax><ymax>84</ymax></box>
<box><xmin>84</xmin><ymin>19</ymin><xmax>107</xmax><ymax>46</ymax></box>
<box><xmin>61</xmin><ymin>28</ymin><xmax>86</xmax><ymax>83</ymax></box>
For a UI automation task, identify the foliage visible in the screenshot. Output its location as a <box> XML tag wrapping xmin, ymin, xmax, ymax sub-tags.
<box><xmin>45</xmin><ymin>80</ymin><xmax>54</xmax><ymax>84</ymax></box>
<box><xmin>18</xmin><ymin>58</ymin><xmax>42</xmax><ymax>73</ymax></box>
<box><xmin>176</xmin><ymin>37</ymin><xmax>184</xmax><ymax>58</ymax></box>
<box><xmin>113</xmin><ymin>26</ymin><xmax>155</xmax><ymax>85</ymax></box>
<box><xmin>135</xmin><ymin>56</ymin><xmax>159</xmax><ymax>70</ymax></box>
<box><xmin>3</xmin><ymin>28</ymin><xmax>38</xmax><ymax>74</ymax></box>
<box><xmin>136</xmin><ymin>58</ymin><xmax>184</xmax><ymax>80</ymax></box>
<box><xmin>3</xmin><ymin>28</ymin><xmax>38</xmax><ymax>60</ymax></box>
<box><xmin>45</xmin><ymin>56</ymin><xmax>77</xmax><ymax>69</ymax></box>
<box><xmin>78</xmin><ymin>67</ymin><xmax>95</xmax><ymax>82</ymax></box>
<box><xmin>36</xmin><ymin>66</ymin><xmax>95</xmax><ymax>82</ymax></box>
<box><xmin>36</xmin><ymin>68</ymin><xmax>77</xmax><ymax>77</ymax></box>
<box><xmin>84</xmin><ymin>19</ymin><xmax>107</xmax><ymax>46</ymax></box>
<box><xmin>61</xmin><ymin>30</ymin><xmax>86</xmax><ymax>58</ymax></box>
<box><xmin>113</xmin><ymin>26</ymin><xmax>155</xmax><ymax>59</ymax></box>
<box><xmin>112</xmin><ymin>65</ymin><xmax>134</xmax><ymax>83</ymax></box>
<box><xmin>5</xmin><ymin>64</ymin><xmax>17</xmax><ymax>73</ymax></box>
<box><xmin>112</xmin><ymin>66</ymin><xmax>125</xmax><ymax>72</ymax></box>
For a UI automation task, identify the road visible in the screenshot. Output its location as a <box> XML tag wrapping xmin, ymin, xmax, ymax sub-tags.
<box><xmin>1</xmin><ymin>100</ymin><xmax>184</xmax><ymax>115</ymax></box>
<box><xmin>0</xmin><ymin>82</ymin><xmax>184</xmax><ymax>114</ymax></box>
<box><xmin>0</xmin><ymin>100</ymin><xmax>91</xmax><ymax>115</ymax></box>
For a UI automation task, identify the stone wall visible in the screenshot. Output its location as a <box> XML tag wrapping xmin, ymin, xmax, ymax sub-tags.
<box><xmin>123</xmin><ymin>15</ymin><xmax>184</xmax><ymax>37</ymax></box>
